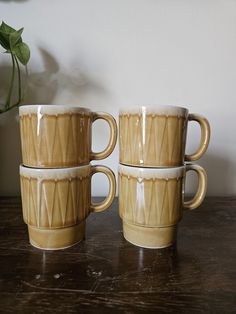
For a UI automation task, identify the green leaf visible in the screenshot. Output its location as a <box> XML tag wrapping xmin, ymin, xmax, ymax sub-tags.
<box><xmin>0</xmin><ymin>21</ymin><xmax>16</xmax><ymax>34</ymax></box>
<box><xmin>9</xmin><ymin>28</ymin><xmax>23</xmax><ymax>50</ymax></box>
<box><xmin>13</xmin><ymin>42</ymin><xmax>30</xmax><ymax>65</ymax></box>
<box><xmin>0</xmin><ymin>30</ymin><xmax>10</xmax><ymax>50</ymax></box>
<box><xmin>0</xmin><ymin>22</ymin><xmax>23</xmax><ymax>51</ymax></box>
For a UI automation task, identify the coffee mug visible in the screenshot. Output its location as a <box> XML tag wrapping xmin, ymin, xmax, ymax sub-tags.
<box><xmin>118</xmin><ymin>163</ymin><xmax>207</xmax><ymax>248</ymax></box>
<box><xmin>119</xmin><ymin>105</ymin><xmax>210</xmax><ymax>167</ymax></box>
<box><xmin>20</xmin><ymin>164</ymin><xmax>116</xmax><ymax>249</ymax></box>
<box><xmin>19</xmin><ymin>105</ymin><xmax>117</xmax><ymax>168</ymax></box>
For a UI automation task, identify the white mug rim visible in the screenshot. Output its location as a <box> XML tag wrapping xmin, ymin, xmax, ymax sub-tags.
<box><xmin>119</xmin><ymin>104</ymin><xmax>188</xmax><ymax>116</ymax></box>
<box><xmin>20</xmin><ymin>164</ymin><xmax>91</xmax><ymax>179</ymax></box>
<box><xmin>118</xmin><ymin>163</ymin><xmax>186</xmax><ymax>179</ymax></box>
<box><xmin>19</xmin><ymin>104</ymin><xmax>91</xmax><ymax>115</ymax></box>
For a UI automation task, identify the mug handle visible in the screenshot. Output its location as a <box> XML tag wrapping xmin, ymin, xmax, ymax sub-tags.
<box><xmin>90</xmin><ymin>165</ymin><xmax>116</xmax><ymax>213</ymax></box>
<box><xmin>183</xmin><ymin>164</ymin><xmax>207</xmax><ymax>210</ymax></box>
<box><xmin>91</xmin><ymin>112</ymin><xmax>117</xmax><ymax>160</ymax></box>
<box><xmin>185</xmin><ymin>114</ymin><xmax>211</xmax><ymax>161</ymax></box>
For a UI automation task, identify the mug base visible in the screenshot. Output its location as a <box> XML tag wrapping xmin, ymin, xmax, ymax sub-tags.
<box><xmin>123</xmin><ymin>220</ymin><xmax>177</xmax><ymax>249</ymax></box>
<box><xmin>28</xmin><ymin>221</ymin><xmax>85</xmax><ymax>250</ymax></box>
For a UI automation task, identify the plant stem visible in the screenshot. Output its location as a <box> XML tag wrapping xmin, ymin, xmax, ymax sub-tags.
<box><xmin>0</xmin><ymin>56</ymin><xmax>27</xmax><ymax>114</ymax></box>
<box><xmin>14</xmin><ymin>55</ymin><xmax>22</xmax><ymax>104</ymax></box>
<box><xmin>5</xmin><ymin>52</ymin><xmax>16</xmax><ymax>109</ymax></box>
<box><xmin>0</xmin><ymin>99</ymin><xmax>20</xmax><ymax>114</ymax></box>
<box><xmin>23</xmin><ymin>64</ymin><xmax>29</xmax><ymax>99</ymax></box>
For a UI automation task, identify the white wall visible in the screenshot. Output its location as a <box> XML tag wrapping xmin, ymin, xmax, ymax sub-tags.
<box><xmin>0</xmin><ymin>0</ymin><xmax>236</xmax><ymax>196</ymax></box>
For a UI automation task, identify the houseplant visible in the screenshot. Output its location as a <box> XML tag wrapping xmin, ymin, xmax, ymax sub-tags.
<box><xmin>0</xmin><ymin>21</ymin><xmax>30</xmax><ymax>114</ymax></box>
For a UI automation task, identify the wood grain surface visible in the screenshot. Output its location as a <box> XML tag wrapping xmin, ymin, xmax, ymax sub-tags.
<box><xmin>0</xmin><ymin>197</ymin><xmax>236</xmax><ymax>313</ymax></box>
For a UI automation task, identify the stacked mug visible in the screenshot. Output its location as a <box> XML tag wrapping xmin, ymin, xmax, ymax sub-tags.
<box><xmin>118</xmin><ymin>105</ymin><xmax>211</xmax><ymax>248</ymax></box>
<box><xmin>19</xmin><ymin>105</ymin><xmax>117</xmax><ymax>250</ymax></box>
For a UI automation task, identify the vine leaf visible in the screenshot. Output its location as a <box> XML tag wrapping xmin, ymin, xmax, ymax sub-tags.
<box><xmin>0</xmin><ymin>22</ymin><xmax>30</xmax><ymax>65</ymax></box>
<box><xmin>13</xmin><ymin>42</ymin><xmax>30</xmax><ymax>65</ymax></box>
<box><xmin>0</xmin><ymin>21</ymin><xmax>30</xmax><ymax>113</ymax></box>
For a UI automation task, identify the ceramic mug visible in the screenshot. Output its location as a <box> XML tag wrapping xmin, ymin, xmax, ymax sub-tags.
<box><xmin>20</xmin><ymin>164</ymin><xmax>116</xmax><ymax>250</ymax></box>
<box><xmin>19</xmin><ymin>105</ymin><xmax>117</xmax><ymax>168</ymax></box>
<box><xmin>118</xmin><ymin>163</ymin><xmax>207</xmax><ymax>248</ymax></box>
<box><xmin>119</xmin><ymin>105</ymin><xmax>210</xmax><ymax>167</ymax></box>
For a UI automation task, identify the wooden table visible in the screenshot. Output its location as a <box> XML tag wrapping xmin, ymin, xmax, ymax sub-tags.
<box><xmin>0</xmin><ymin>197</ymin><xmax>235</xmax><ymax>313</ymax></box>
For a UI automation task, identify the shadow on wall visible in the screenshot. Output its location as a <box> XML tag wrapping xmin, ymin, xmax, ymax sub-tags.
<box><xmin>200</xmin><ymin>153</ymin><xmax>233</xmax><ymax>196</ymax></box>
<box><xmin>0</xmin><ymin>49</ymin><xmax>59</xmax><ymax>106</ymax></box>
<box><xmin>0</xmin><ymin>0</ymin><xmax>29</xmax><ymax>2</ymax></box>
<box><xmin>0</xmin><ymin>109</ymin><xmax>21</xmax><ymax>196</ymax></box>
<box><xmin>0</xmin><ymin>47</ymin><xmax>109</xmax><ymax>195</ymax></box>
<box><xmin>186</xmin><ymin>153</ymin><xmax>233</xmax><ymax>197</ymax></box>
<box><xmin>0</xmin><ymin>49</ymin><xmax>59</xmax><ymax>195</ymax></box>
<box><xmin>25</xmin><ymin>48</ymin><xmax>59</xmax><ymax>103</ymax></box>
<box><xmin>25</xmin><ymin>48</ymin><xmax>109</xmax><ymax>105</ymax></box>
<box><xmin>0</xmin><ymin>47</ymin><xmax>109</xmax><ymax>106</ymax></box>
